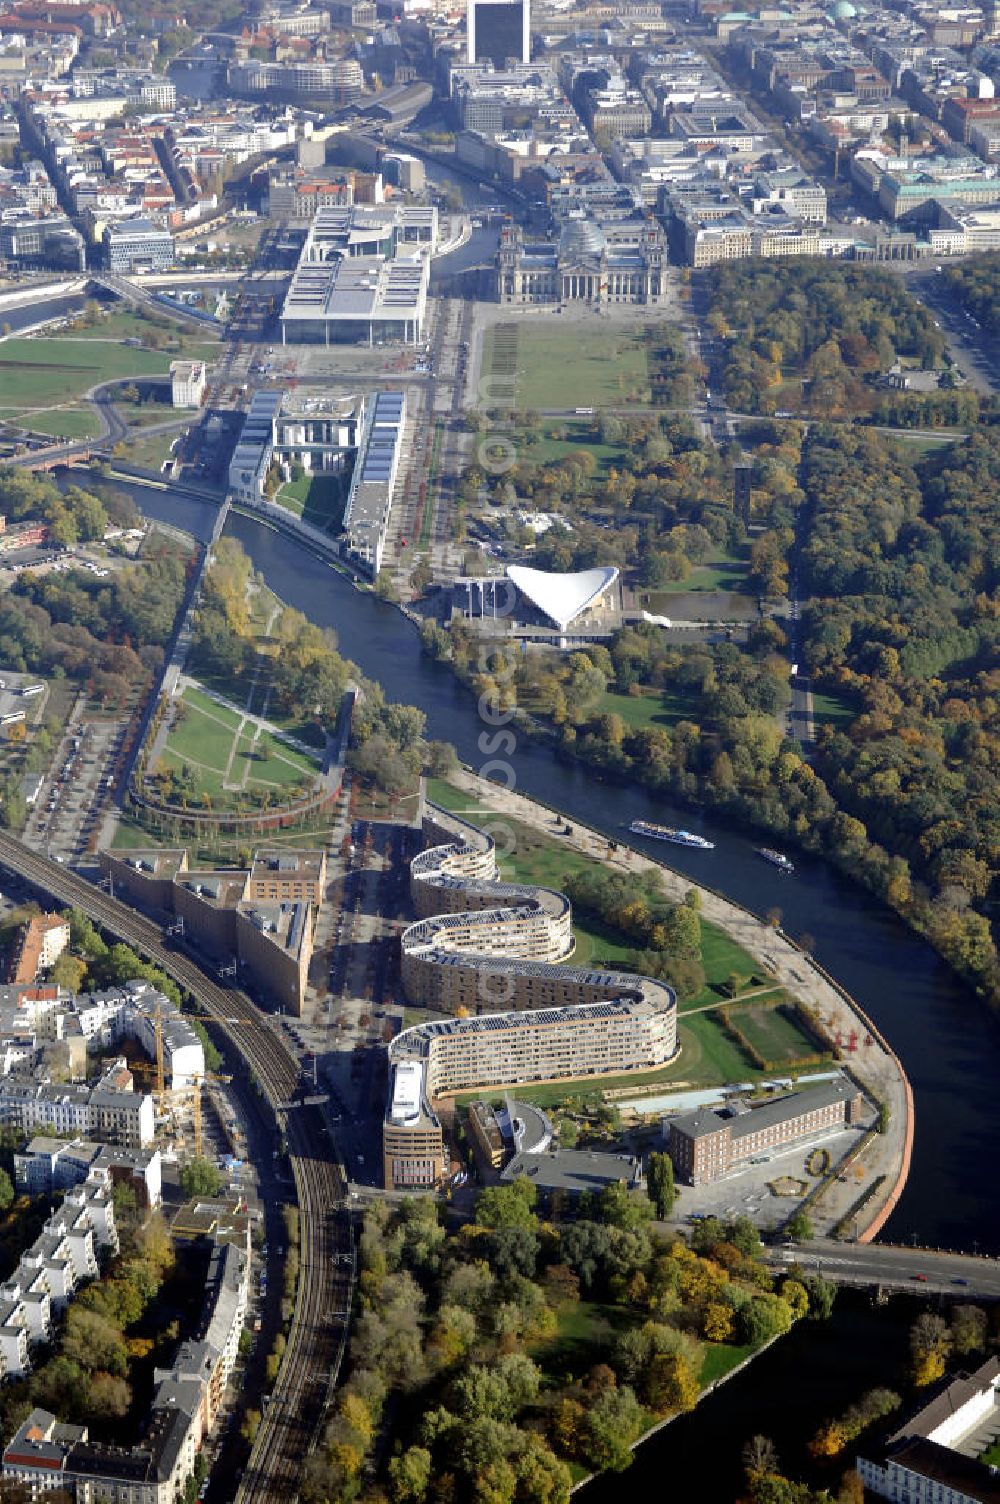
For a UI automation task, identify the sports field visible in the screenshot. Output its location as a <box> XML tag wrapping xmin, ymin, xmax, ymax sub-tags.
<box><xmin>481</xmin><ymin>323</ymin><xmax>651</xmax><ymax>410</ymax></box>
<box><xmin>155</xmin><ymin>685</ymin><xmax>320</xmax><ymax>804</ymax></box>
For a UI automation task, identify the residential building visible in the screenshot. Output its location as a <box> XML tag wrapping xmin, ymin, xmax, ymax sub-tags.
<box><xmin>6</xmin><ymin>914</ymin><xmax>69</xmax><ymax>985</ymax></box>
<box><xmin>384</xmin><ymin>809</ymin><xmax>677</xmax><ymax>1189</ymax></box>
<box><xmin>15</xmin><ymin>1136</ymin><xmax>163</xmax><ymax>1205</ymax></box>
<box><xmin>667</xmin><ymin>1077</ymin><xmax>865</xmax><ymax>1185</ymax></box>
<box><xmin>4</xmin><ymin>1211</ymin><xmax>248</xmax><ymax>1500</ymax></box>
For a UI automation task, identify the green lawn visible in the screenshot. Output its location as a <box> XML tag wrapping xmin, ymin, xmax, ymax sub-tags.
<box><xmin>0</xmin><ymin>338</ymin><xmax>174</xmax><ymax>406</ymax></box>
<box><xmin>885</xmin><ymin>431</ymin><xmax>961</xmax><ymax>461</ymax></box>
<box><xmin>811</xmin><ymin>688</ymin><xmax>856</xmax><ymax>731</ymax></box>
<box><xmin>729</xmin><ymin>1000</ymin><xmax>819</xmax><ymax>1066</ymax></box>
<box><xmin>700</xmin><ymin>1342</ymin><xmax>756</xmax><ymax>1387</ymax></box>
<box><xmin>184</xmin><ymin>686</ymin><xmax>243</xmax><ymax>731</ymax></box>
<box><xmin>154</xmin><ymin>683</ymin><xmax>321</xmax><ymax>807</ymax></box>
<box><xmin>595</xmin><ymin>687</ymin><xmax>696</xmax><ymax>731</ymax></box>
<box><xmin>529</xmin><ymin>1300</ymin><xmax>635</xmax><ymax>1379</ymax></box>
<box><xmin>645</xmin><ymin>545</ymin><xmax>750</xmax><ymax>597</ymax></box>
<box><xmin>981</xmin><ymin>1440</ymin><xmax>1000</xmax><ymax>1468</ymax></box>
<box><xmin>520</xmin><ymin>420</ymin><xmax>626</xmax><ymax>473</ymax></box>
<box><xmin>54</xmin><ymin>306</ymin><xmax>219</xmax><ymax>349</ymax></box>
<box><xmin>118</xmin><ymin>429</ymin><xmax>180</xmax><ymax>472</ymax></box>
<box><xmin>482</xmin><ymin>324</ymin><xmax>651</xmax><ymax>410</ymax></box>
<box><xmin>0</xmin><ymin>406</ymin><xmax>103</xmax><ymax>439</ymax></box>
<box><xmin>277</xmin><ymin>472</ymin><xmax>345</xmax><ymax>532</ymax></box>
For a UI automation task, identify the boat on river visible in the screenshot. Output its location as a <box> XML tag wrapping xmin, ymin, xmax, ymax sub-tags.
<box><xmin>628</xmin><ymin>820</ymin><xmax>715</xmax><ymax>850</ymax></box>
<box><xmin>758</xmin><ymin>847</ymin><xmax>795</xmax><ymax>873</ymax></box>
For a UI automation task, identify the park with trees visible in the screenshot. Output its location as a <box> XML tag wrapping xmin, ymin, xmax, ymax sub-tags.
<box><xmin>705</xmin><ymin>261</ymin><xmax>949</xmax><ymax>418</ymax></box>
<box><xmin>299</xmin><ymin>1187</ymin><xmax>834</xmax><ymax>1504</ymax></box>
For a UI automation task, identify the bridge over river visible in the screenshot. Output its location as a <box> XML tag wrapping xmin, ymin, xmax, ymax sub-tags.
<box><xmin>770</xmin><ymin>1239</ymin><xmax>1000</xmax><ymax>1297</ymax></box>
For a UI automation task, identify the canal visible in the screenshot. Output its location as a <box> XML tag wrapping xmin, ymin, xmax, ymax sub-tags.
<box><xmin>85</xmin><ymin>477</ymin><xmax>1000</xmax><ymax>1259</ymax></box>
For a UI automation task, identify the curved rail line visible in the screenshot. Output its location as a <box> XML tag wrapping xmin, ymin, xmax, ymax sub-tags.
<box><xmin>0</xmin><ymin>832</ymin><xmax>349</xmax><ymax>1503</ymax></box>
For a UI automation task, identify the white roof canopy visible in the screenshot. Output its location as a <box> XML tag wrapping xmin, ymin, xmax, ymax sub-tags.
<box><xmin>506</xmin><ymin>565</ymin><xmax>619</xmax><ymax>631</ymax></box>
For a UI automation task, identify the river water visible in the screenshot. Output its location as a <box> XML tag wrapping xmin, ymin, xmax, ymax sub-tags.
<box><xmin>69</xmin><ymin>479</ymin><xmax>1000</xmax><ymax>1502</ymax></box>
<box><xmin>80</xmin><ymin>478</ymin><xmax>1000</xmax><ymax>1257</ymax></box>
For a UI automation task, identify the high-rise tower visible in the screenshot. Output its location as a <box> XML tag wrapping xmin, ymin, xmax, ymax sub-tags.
<box><xmin>467</xmin><ymin>0</ymin><xmax>529</xmax><ymax>68</ymax></box>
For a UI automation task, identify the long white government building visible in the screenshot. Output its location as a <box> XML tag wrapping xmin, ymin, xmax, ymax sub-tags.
<box><xmin>383</xmin><ymin>807</ymin><xmax>678</xmax><ymax>1189</ymax></box>
<box><xmin>279</xmin><ymin>205</ymin><xmax>437</xmax><ymax>346</ymax></box>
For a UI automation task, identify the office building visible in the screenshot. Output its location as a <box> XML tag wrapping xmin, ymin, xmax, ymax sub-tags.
<box><xmin>227</xmin><ymin>388</ymin><xmax>364</xmax><ymax>506</ymax></box>
<box><xmin>100</xmin><ymin>847</ymin><xmax>327</xmax><ymax>1016</ymax></box>
<box><xmin>468</xmin><ymin>0</ymin><xmax>529</xmax><ymax>68</ymax></box>
<box><xmin>340</xmin><ymin>390</ymin><xmax>406</xmax><ymax>577</ymax></box>
<box><xmin>279</xmin><ymin>206</ymin><xmax>436</xmax><ymax>348</ymax></box>
<box><xmin>667</xmin><ymin>1077</ymin><xmax>864</xmax><ymax>1185</ymax></box>
<box><xmin>102</xmin><ymin>217</ymin><xmax>174</xmax><ymax>272</ymax></box>
<box><xmin>169</xmin><ymin>360</ymin><xmax>207</xmax><ymax>409</ymax></box>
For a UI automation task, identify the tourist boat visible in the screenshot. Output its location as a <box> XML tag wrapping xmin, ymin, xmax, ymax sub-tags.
<box><xmin>758</xmin><ymin>847</ymin><xmax>795</xmax><ymax>874</ymax></box>
<box><xmin>628</xmin><ymin>820</ymin><xmax>715</xmax><ymax>850</ymax></box>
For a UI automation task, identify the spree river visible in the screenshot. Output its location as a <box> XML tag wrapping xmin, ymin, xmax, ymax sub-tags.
<box><xmin>91</xmin><ymin>479</ymin><xmax>1000</xmax><ymax>1257</ymax></box>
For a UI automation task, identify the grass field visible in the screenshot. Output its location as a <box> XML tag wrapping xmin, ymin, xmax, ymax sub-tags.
<box><xmin>277</xmin><ymin>472</ymin><xmax>345</xmax><ymax>532</ymax></box>
<box><xmin>595</xmin><ymin>687</ymin><xmax>696</xmax><ymax>731</ymax></box>
<box><xmin>0</xmin><ymin>338</ymin><xmax>176</xmax><ymax>407</ymax></box>
<box><xmin>118</xmin><ymin>429</ymin><xmax>181</xmax><ymax>473</ymax></box>
<box><xmin>811</xmin><ymin>688</ymin><xmax>856</xmax><ymax>731</ymax></box>
<box><xmin>482</xmin><ymin>323</ymin><xmax>651</xmax><ymax>410</ymax></box>
<box><xmin>54</xmin><ymin>307</ymin><xmax>219</xmax><ymax>349</ymax></box>
<box><xmin>155</xmin><ymin>683</ymin><xmax>320</xmax><ymax>805</ymax></box>
<box><xmin>645</xmin><ymin>545</ymin><xmax>750</xmax><ymax>597</ymax></box>
<box><xmin>700</xmin><ymin>1342</ymin><xmax>755</xmax><ymax>1386</ymax></box>
<box><xmin>886</xmin><ymin>431</ymin><xmax>960</xmax><ymax>461</ymax></box>
<box><xmin>530</xmin><ymin>1299</ymin><xmax>636</xmax><ymax>1379</ymax></box>
<box><xmin>521</xmin><ymin>420</ymin><xmax>627</xmax><ymax>473</ymax></box>
<box><xmin>0</xmin><ymin>406</ymin><xmax>103</xmax><ymax>439</ymax></box>
<box><xmin>729</xmin><ymin>1000</ymin><xmax>818</xmax><ymax>1066</ymax></box>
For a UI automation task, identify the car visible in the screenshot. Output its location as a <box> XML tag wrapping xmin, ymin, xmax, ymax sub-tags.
<box><xmin>912</xmin><ymin>1273</ymin><xmax>928</xmax><ymax>1282</ymax></box>
<box><xmin>952</xmin><ymin>1276</ymin><xmax>969</xmax><ymax>1286</ymax></box>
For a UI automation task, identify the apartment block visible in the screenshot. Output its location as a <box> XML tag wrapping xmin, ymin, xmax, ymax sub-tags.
<box><xmin>384</xmin><ymin>808</ymin><xmax>678</xmax><ymax>1189</ymax></box>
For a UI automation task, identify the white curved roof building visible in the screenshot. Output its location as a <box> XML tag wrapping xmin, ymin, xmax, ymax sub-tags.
<box><xmin>506</xmin><ymin>564</ymin><xmax>619</xmax><ymax>631</ymax></box>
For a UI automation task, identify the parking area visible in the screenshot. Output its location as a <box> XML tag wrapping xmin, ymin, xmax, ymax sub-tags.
<box><xmin>25</xmin><ymin>715</ymin><xmax>127</xmax><ymax>865</ymax></box>
<box><xmin>663</xmin><ymin>1123</ymin><xmax>869</xmax><ymax>1233</ymax></box>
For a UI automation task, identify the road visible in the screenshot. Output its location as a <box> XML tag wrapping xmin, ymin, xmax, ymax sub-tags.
<box><xmin>770</xmin><ymin>1239</ymin><xmax>1000</xmax><ymax>1297</ymax></box>
<box><xmin>900</xmin><ymin>267</ymin><xmax>1000</xmax><ymax>397</ymax></box>
<box><xmin>0</xmin><ymin>830</ymin><xmax>352</xmax><ymax>1504</ymax></box>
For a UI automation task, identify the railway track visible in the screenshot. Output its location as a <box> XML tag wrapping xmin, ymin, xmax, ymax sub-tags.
<box><xmin>0</xmin><ymin>832</ymin><xmax>351</xmax><ymax>1503</ymax></box>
